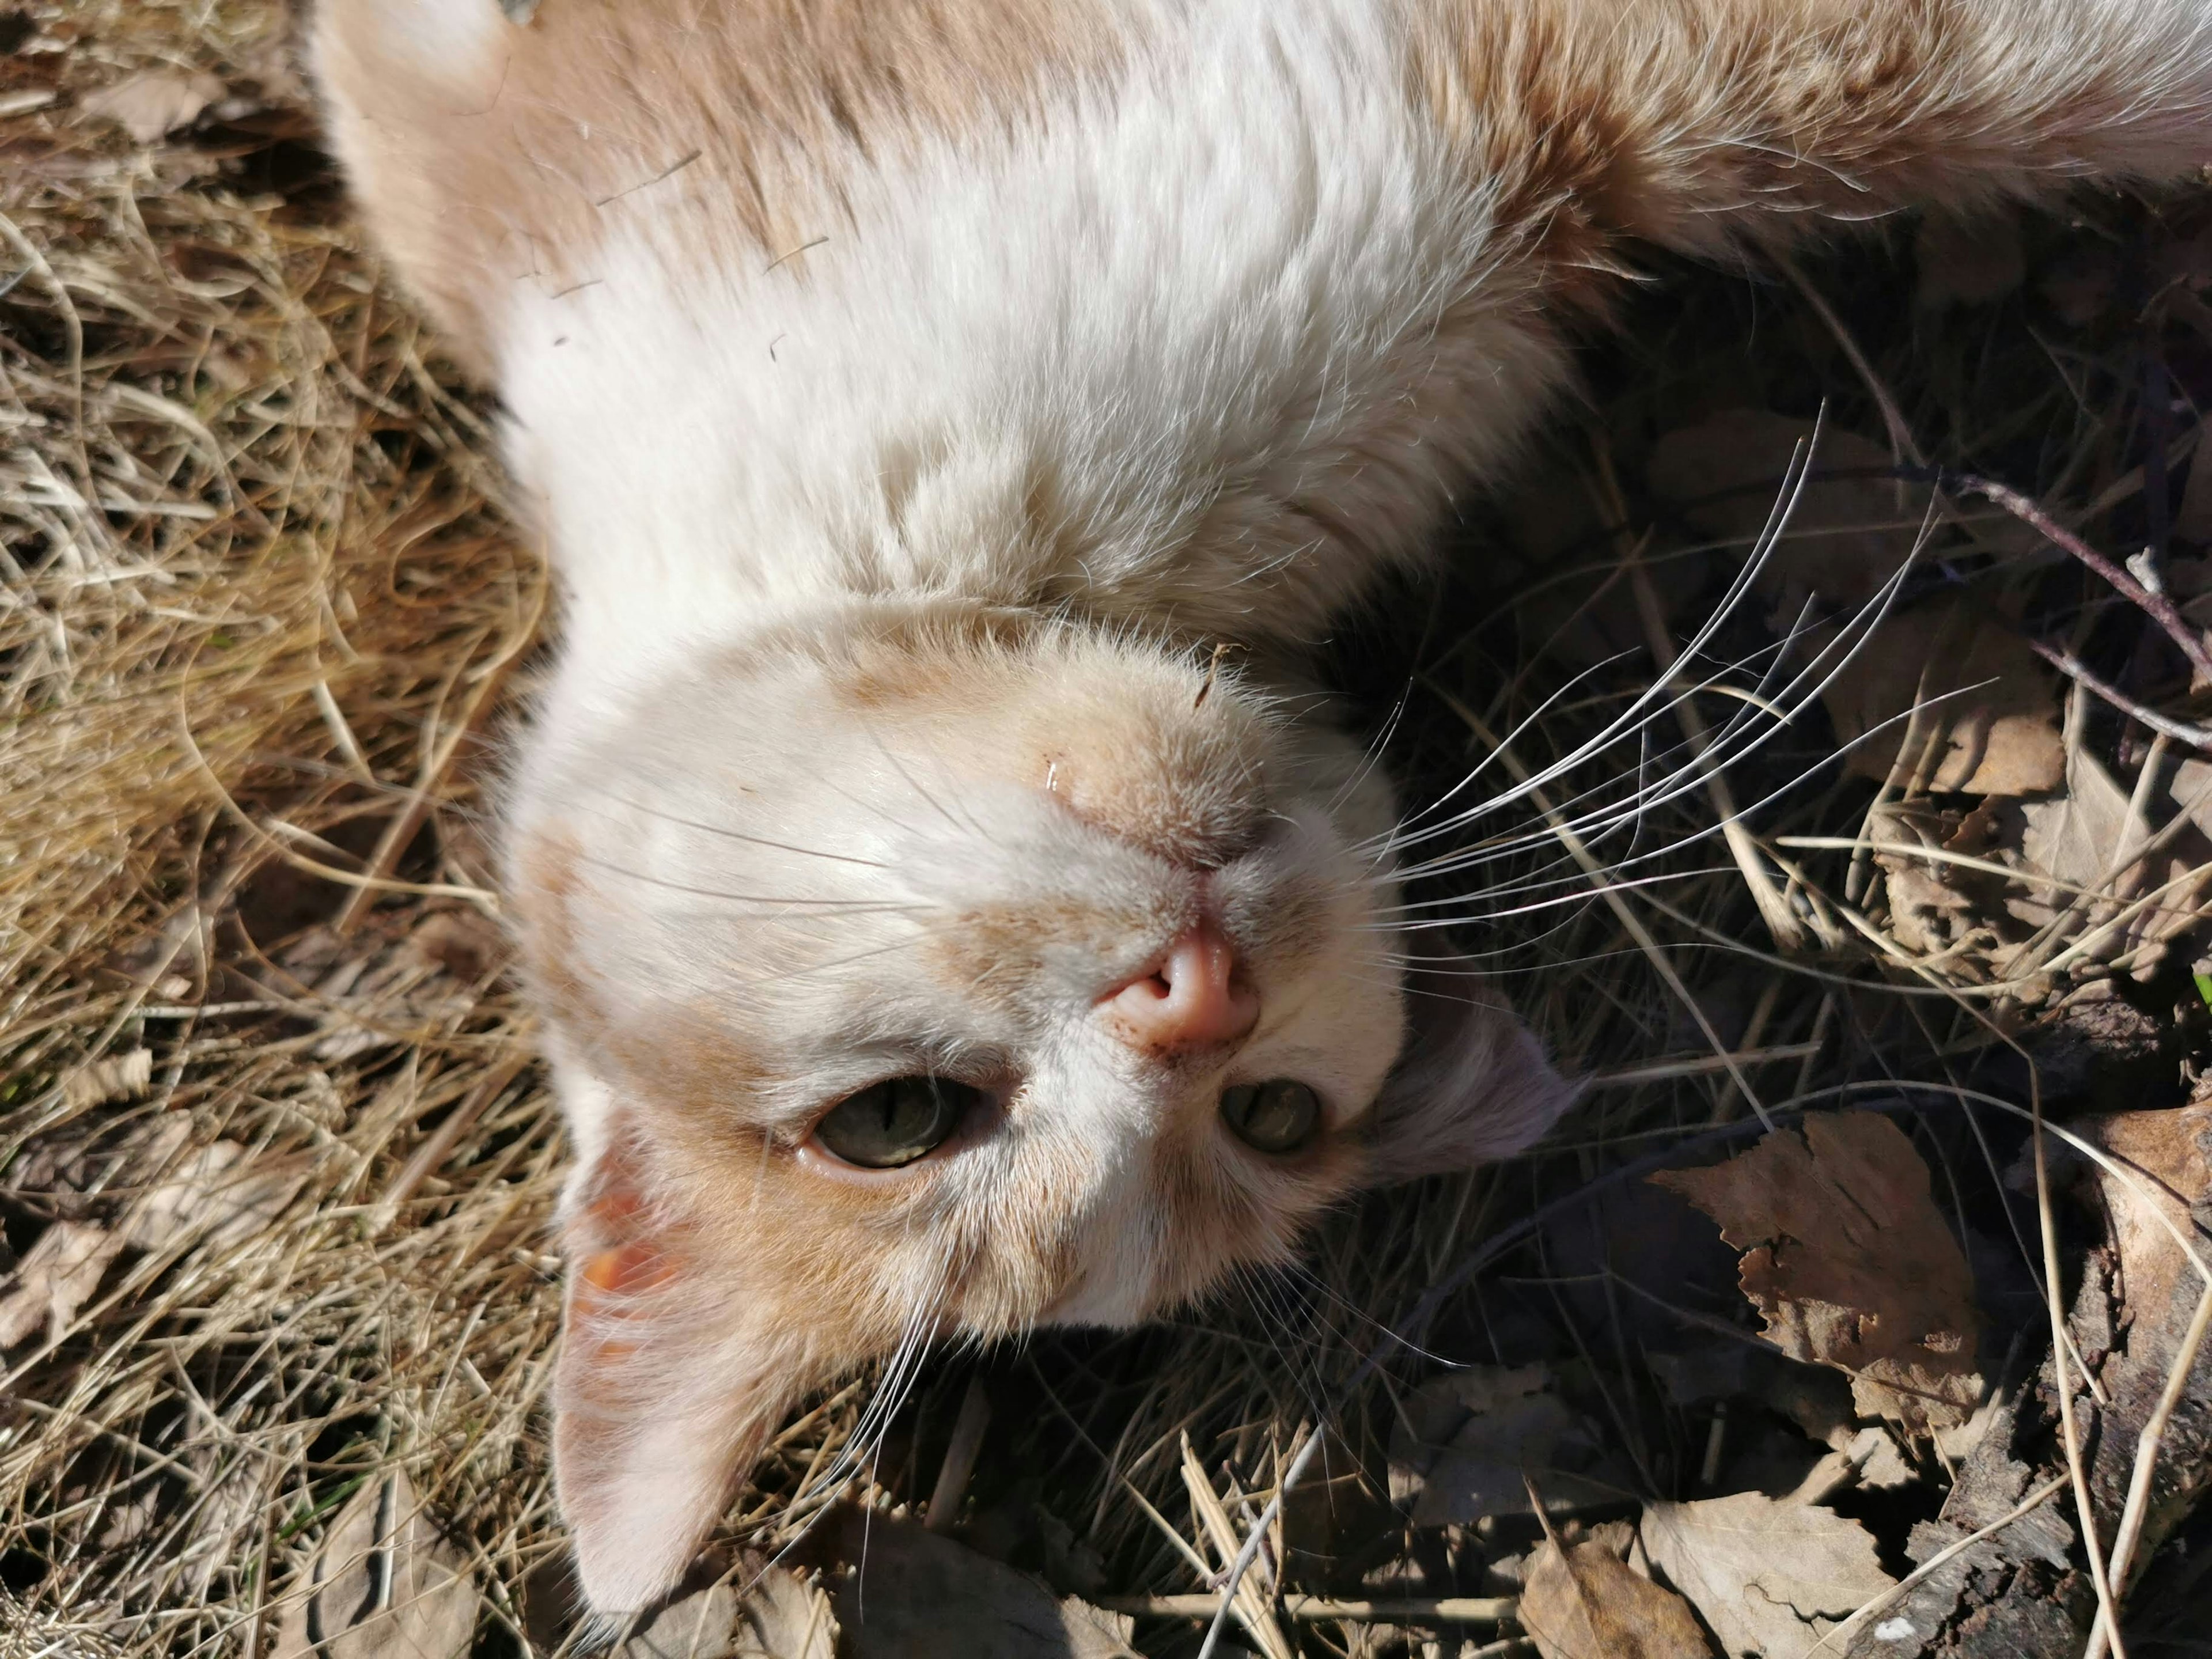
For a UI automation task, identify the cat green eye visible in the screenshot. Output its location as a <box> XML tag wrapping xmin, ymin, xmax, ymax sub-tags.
<box><xmin>813</xmin><ymin>1074</ymin><xmax>979</xmax><ymax>1169</ymax></box>
<box><xmin>1219</xmin><ymin>1080</ymin><xmax>1321</xmax><ymax>1155</ymax></box>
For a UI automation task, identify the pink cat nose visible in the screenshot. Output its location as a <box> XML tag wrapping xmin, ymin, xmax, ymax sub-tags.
<box><xmin>1100</xmin><ymin>922</ymin><xmax>1259</xmax><ymax>1054</ymax></box>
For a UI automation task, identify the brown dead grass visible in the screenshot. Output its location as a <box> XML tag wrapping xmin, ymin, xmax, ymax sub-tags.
<box><xmin>3</xmin><ymin>5</ymin><xmax>2209</xmax><ymax>1658</ymax></box>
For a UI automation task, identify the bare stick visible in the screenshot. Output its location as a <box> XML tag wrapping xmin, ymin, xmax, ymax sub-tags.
<box><xmin>1106</xmin><ymin>1593</ymin><xmax>1514</xmax><ymax>1623</ymax></box>
<box><xmin>2023</xmin><ymin>639</ymin><xmax>2212</xmax><ymax>750</ymax></box>
<box><xmin>1941</xmin><ymin>471</ymin><xmax>2212</xmax><ymax>685</ymax></box>
<box><xmin>924</xmin><ymin>1375</ymin><xmax>992</xmax><ymax>1533</ymax></box>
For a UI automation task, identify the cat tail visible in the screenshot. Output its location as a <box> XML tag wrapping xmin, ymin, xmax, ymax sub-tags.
<box><xmin>1411</xmin><ymin>0</ymin><xmax>2211</xmax><ymax>285</ymax></box>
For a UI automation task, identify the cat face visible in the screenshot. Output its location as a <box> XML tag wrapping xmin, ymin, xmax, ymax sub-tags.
<box><xmin>506</xmin><ymin>605</ymin><xmax>1568</xmax><ymax>1610</ymax></box>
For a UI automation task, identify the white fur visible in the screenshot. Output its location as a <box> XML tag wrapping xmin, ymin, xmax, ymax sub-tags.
<box><xmin>498</xmin><ymin>0</ymin><xmax>1559</xmax><ymax>747</ymax></box>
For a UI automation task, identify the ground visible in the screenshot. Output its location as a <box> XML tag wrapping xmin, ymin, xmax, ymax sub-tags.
<box><xmin>3</xmin><ymin>5</ymin><xmax>2210</xmax><ymax>1658</ymax></box>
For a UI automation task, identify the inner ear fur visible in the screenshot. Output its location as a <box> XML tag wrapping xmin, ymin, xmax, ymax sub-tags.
<box><xmin>1365</xmin><ymin>957</ymin><xmax>1578</xmax><ymax>1183</ymax></box>
<box><xmin>552</xmin><ymin>1135</ymin><xmax>804</xmax><ymax>1615</ymax></box>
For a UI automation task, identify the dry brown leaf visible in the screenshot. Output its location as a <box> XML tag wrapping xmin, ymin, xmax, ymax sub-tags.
<box><xmin>615</xmin><ymin>1573</ymin><xmax>838</xmax><ymax>1659</ymax></box>
<box><xmin>79</xmin><ymin>69</ymin><xmax>224</xmax><ymax>144</ymax></box>
<box><xmin>120</xmin><ymin>1135</ymin><xmax>306</xmax><ymax>1255</ymax></box>
<box><xmin>272</xmin><ymin>1470</ymin><xmax>476</xmax><ymax>1659</ymax></box>
<box><xmin>2006</xmin><ymin>748</ymin><xmax>2211</xmax><ymax>978</ymax></box>
<box><xmin>1520</xmin><ymin>1536</ymin><xmax>1715</xmax><ymax>1659</ymax></box>
<box><xmin>827</xmin><ymin>1510</ymin><xmax>1139</xmax><ymax>1659</ymax></box>
<box><xmin>62</xmin><ymin>1048</ymin><xmax>152</xmax><ymax>1111</ymax></box>
<box><xmin>1650</xmin><ymin>1112</ymin><xmax>1985</xmax><ymax>1431</ymax></box>
<box><xmin>1914</xmin><ymin>210</ymin><xmax>2026</xmax><ymax>310</ymax></box>
<box><xmin>1816</xmin><ymin>593</ymin><xmax>2063</xmax><ymax>795</ymax></box>
<box><xmin>1641</xmin><ymin>1494</ymin><xmax>1893</xmax><ymax>1659</ymax></box>
<box><xmin>1387</xmin><ymin>1364</ymin><xmax>1637</xmax><ymax>1525</ymax></box>
<box><xmin>615</xmin><ymin>1584</ymin><xmax>740</xmax><ymax>1659</ymax></box>
<box><xmin>1647</xmin><ymin>410</ymin><xmax>1921</xmax><ymax>621</ymax></box>
<box><xmin>735</xmin><ymin>1567</ymin><xmax>840</xmax><ymax>1659</ymax></box>
<box><xmin>0</xmin><ymin>1221</ymin><xmax>123</xmax><ymax>1348</ymax></box>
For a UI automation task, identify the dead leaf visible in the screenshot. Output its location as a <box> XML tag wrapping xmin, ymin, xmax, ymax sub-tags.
<box><xmin>282</xmin><ymin>908</ymin><xmax>504</xmax><ymax>1062</ymax></box>
<box><xmin>0</xmin><ymin>1221</ymin><xmax>123</xmax><ymax>1347</ymax></box>
<box><xmin>79</xmin><ymin>69</ymin><xmax>224</xmax><ymax>143</ymax></box>
<box><xmin>615</xmin><ymin>1584</ymin><xmax>740</xmax><ymax>1659</ymax></box>
<box><xmin>2004</xmin><ymin>748</ymin><xmax>2212</xmax><ymax>979</ymax></box>
<box><xmin>120</xmin><ymin>1135</ymin><xmax>306</xmax><ymax>1254</ymax></box>
<box><xmin>1816</xmin><ymin>593</ymin><xmax>2063</xmax><ymax>795</ymax></box>
<box><xmin>611</xmin><ymin>1572</ymin><xmax>838</xmax><ymax>1659</ymax></box>
<box><xmin>1647</xmin><ymin>410</ymin><xmax>1922</xmax><ymax>621</ymax></box>
<box><xmin>1914</xmin><ymin>210</ymin><xmax>2026</xmax><ymax>310</ymax></box>
<box><xmin>62</xmin><ymin>1048</ymin><xmax>152</xmax><ymax>1111</ymax></box>
<box><xmin>1650</xmin><ymin>1112</ymin><xmax>1986</xmax><ymax>1431</ymax></box>
<box><xmin>1520</xmin><ymin>1536</ymin><xmax>1715</xmax><ymax>1659</ymax></box>
<box><xmin>827</xmin><ymin>1509</ymin><xmax>1140</xmax><ymax>1659</ymax></box>
<box><xmin>273</xmin><ymin>1469</ymin><xmax>476</xmax><ymax>1659</ymax></box>
<box><xmin>1641</xmin><ymin>1493</ymin><xmax>1894</xmax><ymax>1659</ymax></box>
<box><xmin>735</xmin><ymin>1568</ymin><xmax>840</xmax><ymax>1659</ymax></box>
<box><xmin>1388</xmin><ymin>1365</ymin><xmax>1638</xmax><ymax>1526</ymax></box>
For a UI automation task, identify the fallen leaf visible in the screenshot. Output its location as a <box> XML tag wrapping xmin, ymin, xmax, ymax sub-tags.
<box><xmin>2004</xmin><ymin>748</ymin><xmax>2211</xmax><ymax>979</ymax></box>
<box><xmin>1869</xmin><ymin>801</ymin><xmax>2014</xmax><ymax>973</ymax></box>
<box><xmin>615</xmin><ymin>1584</ymin><xmax>739</xmax><ymax>1659</ymax></box>
<box><xmin>1815</xmin><ymin>593</ymin><xmax>2063</xmax><ymax>795</ymax></box>
<box><xmin>0</xmin><ymin>1221</ymin><xmax>123</xmax><ymax>1347</ymax></box>
<box><xmin>120</xmin><ymin>1135</ymin><xmax>306</xmax><ymax>1254</ymax></box>
<box><xmin>734</xmin><ymin>1567</ymin><xmax>840</xmax><ymax>1659</ymax></box>
<box><xmin>1643</xmin><ymin>1494</ymin><xmax>1892</xmax><ymax>1659</ymax></box>
<box><xmin>1520</xmin><ymin>1536</ymin><xmax>1715</xmax><ymax>1659</ymax></box>
<box><xmin>612</xmin><ymin>1573</ymin><xmax>838</xmax><ymax>1659</ymax></box>
<box><xmin>1387</xmin><ymin>1365</ymin><xmax>1638</xmax><ymax>1526</ymax></box>
<box><xmin>826</xmin><ymin>1509</ymin><xmax>1139</xmax><ymax>1659</ymax></box>
<box><xmin>1650</xmin><ymin>1112</ymin><xmax>1985</xmax><ymax>1431</ymax></box>
<box><xmin>79</xmin><ymin>69</ymin><xmax>225</xmax><ymax>143</ymax></box>
<box><xmin>273</xmin><ymin>1469</ymin><xmax>476</xmax><ymax>1659</ymax></box>
<box><xmin>1647</xmin><ymin>410</ymin><xmax>1922</xmax><ymax>622</ymax></box>
<box><xmin>62</xmin><ymin>1048</ymin><xmax>152</xmax><ymax>1111</ymax></box>
<box><xmin>282</xmin><ymin>908</ymin><xmax>504</xmax><ymax>1062</ymax></box>
<box><xmin>1914</xmin><ymin>209</ymin><xmax>2026</xmax><ymax>310</ymax></box>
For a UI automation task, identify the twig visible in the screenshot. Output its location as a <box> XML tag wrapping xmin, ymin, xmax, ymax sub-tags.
<box><xmin>924</xmin><ymin>1374</ymin><xmax>991</xmax><ymax>1533</ymax></box>
<box><xmin>1936</xmin><ymin>471</ymin><xmax>2212</xmax><ymax>685</ymax></box>
<box><xmin>2022</xmin><ymin>638</ymin><xmax>2212</xmax><ymax>750</ymax></box>
<box><xmin>1103</xmin><ymin>1594</ymin><xmax>1514</xmax><ymax>1623</ymax></box>
<box><xmin>2031</xmin><ymin>1074</ymin><xmax>2131</xmax><ymax>1658</ymax></box>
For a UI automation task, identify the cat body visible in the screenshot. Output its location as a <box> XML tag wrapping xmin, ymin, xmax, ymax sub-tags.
<box><xmin>312</xmin><ymin>0</ymin><xmax>2212</xmax><ymax>1613</ymax></box>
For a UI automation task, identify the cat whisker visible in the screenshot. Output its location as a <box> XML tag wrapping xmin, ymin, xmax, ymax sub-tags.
<box><xmin>576</xmin><ymin>786</ymin><xmax>892</xmax><ymax>867</ymax></box>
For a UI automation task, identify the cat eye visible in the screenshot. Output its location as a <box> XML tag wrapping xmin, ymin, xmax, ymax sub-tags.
<box><xmin>812</xmin><ymin>1074</ymin><xmax>980</xmax><ymax>1169</ymax></box>
<box><xmin>1219</xmin><ymin>1080</ymin><xmax>1321</xmax><ymax>1155</ymax></box>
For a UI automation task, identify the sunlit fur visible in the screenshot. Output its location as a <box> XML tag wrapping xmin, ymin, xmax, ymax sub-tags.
<box><xmin>313</xmin><ymin>0</ymin><xmax>2212</xmax><ymax>1615</ymax></box>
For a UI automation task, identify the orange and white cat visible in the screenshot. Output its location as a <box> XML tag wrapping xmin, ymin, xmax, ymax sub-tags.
<box><xmin>312</xmin><ymin>0</ymin><xmax>2211</xmax><ymax>1615</ymax></box>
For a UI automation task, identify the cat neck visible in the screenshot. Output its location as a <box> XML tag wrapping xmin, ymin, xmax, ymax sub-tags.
<box><xmin>493</xmin><ymin>0</ymin><xmax>1567</xmax><ymax>734</ymax></box>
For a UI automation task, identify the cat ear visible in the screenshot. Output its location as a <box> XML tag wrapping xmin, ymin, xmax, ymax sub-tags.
<box><xmin>1365</xmin><ymin>963</ymin><xmax>1578</xmax><ymax>1184</ymax></box>
<box><xmin>551</xmin><ymin>1137</ymin><xmax>800</xmax><ymax>1615</ymax></box>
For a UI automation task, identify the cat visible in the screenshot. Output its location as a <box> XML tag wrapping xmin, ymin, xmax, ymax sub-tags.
<box><xmin>310</xmin><ymin>0</ymin><xmax>2212</xmax><ymax>1615</ymax></box>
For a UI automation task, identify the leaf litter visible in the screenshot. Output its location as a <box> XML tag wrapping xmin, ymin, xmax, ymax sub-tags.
<box><xmin>3</xmin><ymin>6</ymin><xmax>2212</xmax><ymax>1659</ymax></box>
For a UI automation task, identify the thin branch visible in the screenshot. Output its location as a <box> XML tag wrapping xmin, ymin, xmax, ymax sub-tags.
<box><xmin>1934</xmin><ymin>470</ymin><xmax>2212</xmax><ymax>685</ymax></box>
<box><xmin>2022</xmin><ymin>639</ymin><xmax>2212</xmax><ymax>751</ymax></box>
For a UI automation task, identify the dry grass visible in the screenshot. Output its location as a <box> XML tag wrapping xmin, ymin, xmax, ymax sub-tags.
<box><xmin>4</xmin><ymin>5</ymin><xmax>2210</xmax><ymax>1658</ymax></box>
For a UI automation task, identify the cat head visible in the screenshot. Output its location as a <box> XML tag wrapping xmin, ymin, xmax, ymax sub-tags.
<box><xmin>508</xmin><ymin>603</ymin><xmax>1570</xmax><ymax>1612</ymax></box>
